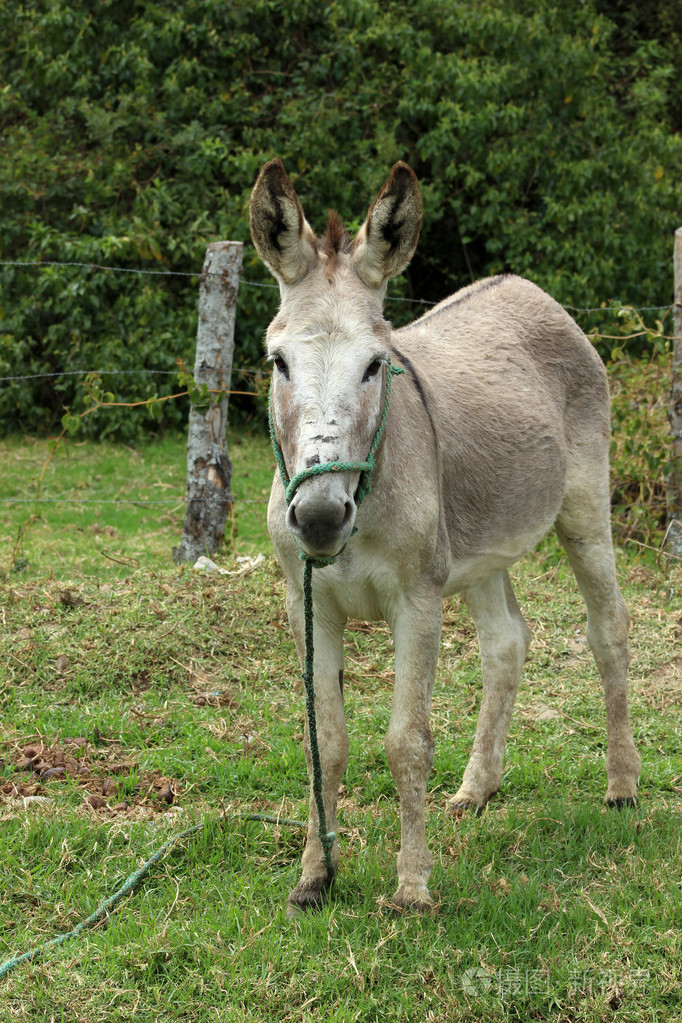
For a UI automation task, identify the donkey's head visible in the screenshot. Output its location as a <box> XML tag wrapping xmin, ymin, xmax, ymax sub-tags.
<box><xmin>250</xmin><ymin>160</ymin><xmax>422</xmax><ymax>558</ymax></box>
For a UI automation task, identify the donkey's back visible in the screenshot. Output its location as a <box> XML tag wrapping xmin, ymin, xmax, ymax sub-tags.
<box><xmin>393</xmin><ymin>273</ymin><xmax>613</xmax><ymax>588</ymax></box>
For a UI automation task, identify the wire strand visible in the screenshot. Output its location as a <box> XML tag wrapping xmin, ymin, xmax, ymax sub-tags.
<box><xmin>0</xmin><ymin>497</ymin><xmax>267</xmax><ymax>505</ymax></box>
<box><xmin>0</xmin><ymin>258</ymin><xmax>671</xmax><ymax>313</ymax></box>
<box><xmin>0</xmin><ymin>369</ymin><xmax>179</xmax><ymax>382</ymax></box>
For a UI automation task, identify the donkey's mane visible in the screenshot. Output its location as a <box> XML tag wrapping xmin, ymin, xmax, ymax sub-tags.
<box><xmin>319</xmin><ymin>210</ymin><xmax>352</xmax><ymax>258</ymax></box>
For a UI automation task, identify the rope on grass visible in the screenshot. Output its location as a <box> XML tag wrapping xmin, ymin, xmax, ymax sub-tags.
<box><xmin>269</xmin><ymin>360</ymin><xmax>404</xmax><ymax>879</ymax></box>
<box><xmin>0</xmin><ymin>812</ymin><xmax>305</xmax><ymax>981</ymax></box>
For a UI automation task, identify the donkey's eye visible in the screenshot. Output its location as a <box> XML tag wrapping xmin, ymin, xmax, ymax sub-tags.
<box><xmin>273</xmin><ymin>355</ymin><xmax>289</xmax><ymax>379</ymax></box>
<box><xmin>362</xmin><ymin>359</ymin><xmax>382</xmax><ymax>383</ymax></box>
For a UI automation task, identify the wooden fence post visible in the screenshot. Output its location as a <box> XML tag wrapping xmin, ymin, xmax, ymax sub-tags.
<box><xmin>667</xmin><ymin>226</ymin><xmax>682</xmax><ymax>561</ymax></box>
<box><xmin>173</xmin><ymin>241</ymin><xmax>243</xmax><ymax>564</ymax></box>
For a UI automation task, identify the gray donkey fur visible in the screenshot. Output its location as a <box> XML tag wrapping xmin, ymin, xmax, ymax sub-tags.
<box><xmin>250</xmin><ymin>160</ymin><xmax>640</xmax><ymax>913</ymax></box>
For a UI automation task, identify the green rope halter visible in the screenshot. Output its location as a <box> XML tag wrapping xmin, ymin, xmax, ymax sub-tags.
<box><xmin>268</xmin><ymin>359</ymin><xmax>404</xmax><ymax>878</ymax></box>
<box><xmin>269</xmin><ymin>359</ymin><xmax>404</xmax><ymax>511</ymax></box>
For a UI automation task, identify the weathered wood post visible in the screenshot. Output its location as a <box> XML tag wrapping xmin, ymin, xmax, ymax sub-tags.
<box><xmin>173</xmin><ymin>241</ymin><xmax>243</xmax><ymax>564</ymax></box>
<box><xmin>667</xmin><ymin>227</ymin><xmax>682</xmax><ymax>561</ymax></box>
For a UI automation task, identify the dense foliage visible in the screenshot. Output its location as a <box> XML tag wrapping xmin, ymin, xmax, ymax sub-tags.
<box><xmin>0</xmin><ymin>0</ymin><xmax>680</xmax><ymax>439</ymax></box>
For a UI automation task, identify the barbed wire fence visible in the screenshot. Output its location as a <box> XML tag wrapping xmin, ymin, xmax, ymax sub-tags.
<box><xmin>0</xmin><ymin>255</ymin><xmax>676</xmax><ymax>531</ymax></box>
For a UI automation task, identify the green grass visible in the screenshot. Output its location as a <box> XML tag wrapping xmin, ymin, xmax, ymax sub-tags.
<box><xmin>0</xmin><ymin>430</ymin><xmax>274</xmax><ymax>579</ymax></box>
<box><xmin>1</xmin><ymin>433</ymin><xmax>681</xmax><ymax>1021</ymax></box>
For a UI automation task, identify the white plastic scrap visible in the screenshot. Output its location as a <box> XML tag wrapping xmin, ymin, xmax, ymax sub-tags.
<box><xmin>192</xmin><ymin>554</ymin><xmax>264</xmax><ymax>577</ymax></box>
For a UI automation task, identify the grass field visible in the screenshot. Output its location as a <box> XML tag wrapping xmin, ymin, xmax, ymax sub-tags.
<box><xmin>1</xmin><ymin>431</ymin><xmax>681</xmax><ymax>1022</ymax></box>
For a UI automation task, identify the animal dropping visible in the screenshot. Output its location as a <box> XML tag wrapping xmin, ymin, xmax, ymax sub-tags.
<box><xmin>250</xmin><ymin>159</ymin><xmax>640</xmax><ymax>913</ymax></box>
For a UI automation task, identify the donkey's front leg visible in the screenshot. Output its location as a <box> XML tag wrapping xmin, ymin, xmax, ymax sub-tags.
<box><xmin>286</xmin><ymin>585</ymin><xmax>348</xmax><ymax>913</ymax></box>
<box><xmin>385</xmin><ymin>594</ymin><xmax>441</xmax><ymax>912</ymax></box>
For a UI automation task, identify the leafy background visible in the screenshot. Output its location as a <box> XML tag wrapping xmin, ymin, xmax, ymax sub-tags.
<box><xmin>0</xmin><ymin>0</ymin><xmax>680</xmax><ymax>440</ymax></box>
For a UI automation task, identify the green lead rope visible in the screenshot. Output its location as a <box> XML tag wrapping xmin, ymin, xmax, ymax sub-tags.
<box><xmin>0</xmin><ymin>813</ymin><xmax>306</xmax><ymax>980</ymax></box>
<box><xmin>269</xmin><ymin>360</ymin><xmax>404</xmax><ymax>878</ymax></box>
<box><xmin>301</xmin><ymin>556</ymin><xmax>336</xmax><ymax>874</ymax></box>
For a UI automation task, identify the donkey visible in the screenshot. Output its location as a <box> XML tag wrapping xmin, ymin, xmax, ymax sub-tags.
<box><xmin>249</xmin><ymin>159</ymin><xmax>640</xmax><ymax>913</ymax></box>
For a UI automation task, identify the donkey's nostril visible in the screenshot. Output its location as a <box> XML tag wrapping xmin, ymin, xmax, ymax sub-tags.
<box><xmin>286</xmin><ymin>501</ymin><xmax>300</xmax><ymax>532</ymax></box>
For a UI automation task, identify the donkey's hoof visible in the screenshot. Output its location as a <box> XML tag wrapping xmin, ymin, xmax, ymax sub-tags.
<box><xmin>605</xmin><ymin>794</ymin><xmax>638</xmax><ymax>810</ymax></box>
<box><xmin>389</xmin><ymin>884</ymin><xmax>435</xmax><ymax>915</ymax></box>
<box><xmin>605</xmin><ymin>778</ymin><xmax>638</xmax><ymax>809</ymax></box>
<box><xmin>447</xmin><ymin>779</ymin><xmax>498</xmax><ymax>817</ymax></box>
<box><xmin>446</xmin><ymin>793</ymin><xmax>486</xmax><ymax>818</ymax></box>
<box><xmin>286</xmin><ymin>875</ymin><xmax>332</xmax><ymax>916</ymax></box>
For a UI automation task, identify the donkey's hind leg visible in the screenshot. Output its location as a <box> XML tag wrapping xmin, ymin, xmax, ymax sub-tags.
<box><xmin>555</xmin><ymin>509</ymin><xmax>640</xmax><ymax>806</ymax></box>
<box><xmin>447</xmin><ymin>571</ymin><xmax>531</xmax><ymax>815</ymax></box>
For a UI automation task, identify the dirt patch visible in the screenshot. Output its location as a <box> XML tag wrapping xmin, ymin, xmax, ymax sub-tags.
<box><xmin>0</xmin><ymin>736</ymin><xmax>181</xmax><ymax>816</ymax></box>
<box><xmin>639</xmin><ymin>656</ymin><xmax>682</xmax><ymax>712</ymax></box>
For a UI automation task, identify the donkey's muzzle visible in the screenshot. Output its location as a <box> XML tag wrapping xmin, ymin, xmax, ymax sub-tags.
<box><xmin>286</xmin><ymin>481</ymin><xmax>357</xmax><ymax>558</ymax></box>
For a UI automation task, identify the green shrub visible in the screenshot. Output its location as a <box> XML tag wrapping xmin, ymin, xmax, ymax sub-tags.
<box><xmin>0</xmin><ymin>0</ymin><xmax>679</xmax><ymax>443</ymax></box>
<box><xmin>605</xmin><ymin>310</ymin><xmax>673</xmax><ymax>550</ymax></box>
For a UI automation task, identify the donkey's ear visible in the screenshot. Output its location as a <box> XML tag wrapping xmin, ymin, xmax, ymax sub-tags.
<box><xmin>250</xmin><ymin>160</ymin><xmax>318</xmax><ymax>286</ymax></box>
<box><xmin>351</xmin><ymin>163</ymin><xmax>422</xmax><ymax>290</ymax></box>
